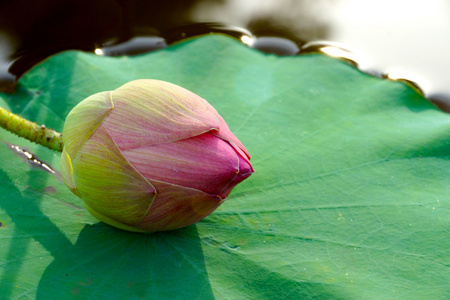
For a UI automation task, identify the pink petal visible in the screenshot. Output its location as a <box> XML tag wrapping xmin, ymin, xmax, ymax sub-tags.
<box><xmin>210</xmin><ymin>114</ymin><xmax>251</xmax><ymax>160</ymax></box>
<box><xmin>219</xmin><ymin>153</ymin><xmax>254</xmax><ymax>198</ymax></box>
<box><xmin>136</xmin><ymin>180</ymin><xmax>223</xmax><ymax>232</ymax></box>
<box><xmin>123</xmin><ymin>132</ymin><xmax>240</xmax><ymax>196</ymax></box>
<box><xmin>102</xmin><ymin>80</ymin><xmax>222</xmax><ymax>150</ymax></box>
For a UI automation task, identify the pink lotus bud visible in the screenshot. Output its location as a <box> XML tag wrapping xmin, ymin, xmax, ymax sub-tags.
<box><xmin>60</xmin><ymin>79</ymin><xmax>253</xmax><ymax>232</ymax></box>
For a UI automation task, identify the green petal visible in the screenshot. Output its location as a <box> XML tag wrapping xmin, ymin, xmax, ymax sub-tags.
<box><xmin>83</xmin><ymin>204</ymin><xmax>148</xmax><ymax>233</ymax></box>
<box><xmin>59</xmin><ymin>149</ymin><xmax>82</xmax><ymax>197</ymax></box>
<box><xmin>72</xmin><ymin>125</ymin><xmax>156</xmax><ymax>227</ymax></box>
<box><xmin>62</xmin><ymin>91</ymin><xmax>113</xmax><ymax>158</ymax></box>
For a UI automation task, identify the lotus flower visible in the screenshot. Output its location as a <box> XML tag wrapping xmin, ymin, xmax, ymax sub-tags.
<box><xmin>60</xmin><ymin>79</ymin><xmax>253</xmax><ymax>233</ymax></box>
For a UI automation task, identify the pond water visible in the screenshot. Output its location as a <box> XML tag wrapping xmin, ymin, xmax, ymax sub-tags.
<box><xmin>0</xmin><ymin>0</ymin><xmax>449</xmax><ymax>106</ymax></box>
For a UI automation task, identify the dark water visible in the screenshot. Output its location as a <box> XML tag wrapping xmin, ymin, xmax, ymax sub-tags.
<box><xmin>0</xmin><ymin>0</ymin><xmax>449</xmax><ymax>107</ymax></box>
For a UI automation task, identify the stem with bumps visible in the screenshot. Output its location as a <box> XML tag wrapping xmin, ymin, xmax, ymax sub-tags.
<box><xmin>0</xmin><ymin>106</ymin><xmax>63</xmax><ymax>152</ymax></box>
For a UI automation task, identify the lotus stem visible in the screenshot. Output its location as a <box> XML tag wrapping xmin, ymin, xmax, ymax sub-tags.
<box><xmin>0</xmin><ymin>106</ymin><xmax>63</xmax><ymax>152</ymax></box>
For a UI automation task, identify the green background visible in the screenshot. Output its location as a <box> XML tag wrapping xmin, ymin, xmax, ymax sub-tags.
<box><xmin>0</xmin><ymin>35</ymin><xmax>449</xmax><ymax>299</ymax></box>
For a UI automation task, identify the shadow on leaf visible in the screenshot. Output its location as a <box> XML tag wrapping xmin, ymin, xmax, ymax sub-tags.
<box><xmin>36</xmin><ymin>224</ymin><xmax>214</xmax><ymax>299</ymax></box>
<box><xmin>0</xmin><ymin>164</ymin><xmax>213</xmax><ymax>299</ymax></box>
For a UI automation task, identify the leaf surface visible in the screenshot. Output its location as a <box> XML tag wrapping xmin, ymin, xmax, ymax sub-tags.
<box><xmin>0</xmin><ymin>35</ymin><xmax>449</xmax><ymax>299</ymax></box>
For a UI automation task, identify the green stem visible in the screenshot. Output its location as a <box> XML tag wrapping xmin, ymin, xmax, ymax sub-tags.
<box><xmin>0</xmin><ymin>106</ymin><xmax>63</xmax><ymax>152</ymax></box>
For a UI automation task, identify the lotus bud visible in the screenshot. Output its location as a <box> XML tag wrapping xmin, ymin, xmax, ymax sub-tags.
<box><xmin>60</xmin><ymin>79</ymin><xmax>253</xmax><ymax>233</ymax></box>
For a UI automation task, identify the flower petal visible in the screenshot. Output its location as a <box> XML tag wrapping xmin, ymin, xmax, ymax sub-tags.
<box><xmin>123</xmin><ymin>132</ymin><xmax>240</xmax><ymax>196</ymax></box>
<box><xmin>103</xmin><ymin>79</ymin><xmax>222</xmax><ymax>150</ymax></box>
<box><xmin>63</xmin><ymin>91</ymin><xmax>113</xmax><ymax>158</ymax></box>
<box><xmin>211</xmin><ymin>114</ymin><xmax>251</xmax><ymax>160</ymax></box>
<box><xmin>219</xmin><ymin>152</ymin><xmax>254</xmax><ymax>198</ymax></box>
<box><xmin>72</xmin><ymin>125</ymin><xmax>156</xmax><ymax>226</ymax></box>
<box><xmin>136</xmin><ymin>180</ymin><xmax>223</xmax><ymax>232</ymax></box>
<box><xmin>60</xmin><ymin>149</ymin><xmax>81</xmax><ymax>197</ymax></box>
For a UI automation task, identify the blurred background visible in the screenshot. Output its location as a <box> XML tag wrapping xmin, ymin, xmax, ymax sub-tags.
<box><xmin>0</xmin><ymin>0</ymin><xmax>449</xmax><ymax>104</ymax></box>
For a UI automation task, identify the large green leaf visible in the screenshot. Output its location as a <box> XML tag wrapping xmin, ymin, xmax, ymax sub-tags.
<box><xmin>0</xmin><ymin>35</ymin><xmax>449</xmax><ymax>299</ymax></box>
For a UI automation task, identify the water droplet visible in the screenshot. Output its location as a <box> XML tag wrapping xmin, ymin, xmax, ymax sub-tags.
<box><xmin>251</xmin><ymin>36</ymin><xmax>299</xmax><ymax>56</ymax></box>
<box><xmin>300</xmin><ymin>41</ymin><xmax>363</xmax><ymax>68</ymax></box>
<box><xmin>383</xmin><ymin>70</ymin><xmax>427</xmax><ymax>96</ymax></box>
<box><xmin>240</xmin><ymin>35</ymin><xmax>255</xmax><ymax>46</ymax></box>
<box><xmin>163</xmin><ymin>22</ymin><xmax>253</xmax><ymax>44</ymax></box>
<box><xmin>97</xmin><ymin>36</ymin><xmax>167</xmax><ymax>56</ymax></box>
